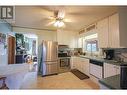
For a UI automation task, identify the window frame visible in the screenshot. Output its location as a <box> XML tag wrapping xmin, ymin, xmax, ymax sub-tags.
<box><xmin>85</xmin><ymin>40</ymin><xmax>98</xmax><ymax>52</ymax></box>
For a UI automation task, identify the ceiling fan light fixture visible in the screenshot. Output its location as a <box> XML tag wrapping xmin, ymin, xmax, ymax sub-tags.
<box><xmin>54</xmin><ymin>20</ymin><xmax>64</xmax><ymax>28</ymax></box>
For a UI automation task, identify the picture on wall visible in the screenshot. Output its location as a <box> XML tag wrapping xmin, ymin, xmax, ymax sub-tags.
<box><xmin>0</xmin><ymin>33</ymin><xmax>7</xmax><ymax>55</ymax></box>
<box><xmin>0</xmin><ymin>33</ymin><xmax>6</xmax><ymax>45</ymax></box>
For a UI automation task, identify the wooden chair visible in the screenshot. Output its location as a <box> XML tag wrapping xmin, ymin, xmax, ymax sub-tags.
<box><xmin>0</xmin><ymin>76</ymin><xmax>9</xmax><ymax>89</ymax></box>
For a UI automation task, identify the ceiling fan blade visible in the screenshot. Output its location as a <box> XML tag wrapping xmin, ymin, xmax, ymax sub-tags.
<box><xmin>58</xmin><ymin>9</ymin><xmax>65</xmax><ymax>18</ymax></box>
<box><xmin>63</xmin><ymin>18</ymin><xmax>73</xmax><ymax>22</ymax></box>
<box><xmin>48</xmin><ymin>16</ymin><xmax>56</xmax><ymax>20</ymax></box>
<box><xmin>45</xmin><ymin>21</ymin><xmax>55</xmax><ymax>26</ymax></box>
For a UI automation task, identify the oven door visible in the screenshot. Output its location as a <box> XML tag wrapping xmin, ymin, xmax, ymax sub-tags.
<box><xmin>60</xmin><ymin>58</ymin><xmax>70</xmax><ymax>68</ymax></box>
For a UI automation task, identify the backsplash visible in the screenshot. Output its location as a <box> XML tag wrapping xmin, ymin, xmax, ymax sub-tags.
<box><xmin>102</xmin><ymin>48</ymin><xmax>127</xmax><ymax>62</ymax></box>
<box><xmin>114</xmin><ymin>48</ymin><xmax>127</xmax><ymax>62</ymax></box>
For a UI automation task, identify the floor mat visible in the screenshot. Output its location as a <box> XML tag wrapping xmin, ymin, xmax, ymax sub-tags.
<box><xmin>71</xmin><ymin>69</ymin><xmax>89</xmax><ymax>80</ymax></box>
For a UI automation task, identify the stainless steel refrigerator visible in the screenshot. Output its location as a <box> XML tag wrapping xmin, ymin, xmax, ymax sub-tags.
<box><xmin>41</xmin><ymin>41</ymin><xmax>58</xmax><ymax>76</ymax></box>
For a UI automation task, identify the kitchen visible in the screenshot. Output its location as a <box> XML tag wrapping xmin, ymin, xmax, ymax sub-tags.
<box><xmin>0</xmin><ymin>6</ymin><xmax>127</xmax><ymax>89</ymax></box>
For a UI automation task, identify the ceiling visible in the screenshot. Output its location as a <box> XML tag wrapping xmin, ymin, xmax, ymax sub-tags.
<box><xmin>12</xmin><ymin>6</ymin><xmax>118</xmax><ymax>31</ymax></box>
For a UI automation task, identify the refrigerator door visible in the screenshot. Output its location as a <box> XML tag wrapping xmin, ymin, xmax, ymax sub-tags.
<box><xmin>42</xmin><ymin>41</ymin><xmax>58</xmax><ymax>61</ymax></box>
<box><xmin>42</xmin><ymin>61</ymin><xmax>58</xmax><ymax>76</ymax></box>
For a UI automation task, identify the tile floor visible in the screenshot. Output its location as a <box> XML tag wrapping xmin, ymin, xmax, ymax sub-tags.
<box><xmin>33</xmin><ymin>72</ymin><xmax>99</xmax><ymax>89</ymax></box>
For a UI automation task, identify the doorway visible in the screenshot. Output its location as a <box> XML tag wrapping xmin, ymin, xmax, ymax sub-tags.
<box><xmin>8</xmin><ymin>35</ymin><xmax>16</xmax><ymax>64</ymax></box>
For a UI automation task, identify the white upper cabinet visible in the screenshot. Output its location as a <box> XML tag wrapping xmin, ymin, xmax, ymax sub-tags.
<box><xmin>77</xmin><ymin>37</ymin><xmax>83</xmax><ymax>48</ymax></box>
<box><xmin>57</xmin><ymin>30</ymin><xmax>77</xmax><ymax>48</ymax></box>
<box><xmin>108</xmin><ymin>13</ymin><xmax>120</xmax><ymax>48</ymax></box>
<box><xmin>97</xmin><ymin>18</ymin><xmax>109</xmax><ymax>48</ymax></box>
<box><xmin>97</xmin><ymin>14</ymin><xmax>119</xmax><ymax>48</ymax></box>
<box><xmin>98</xmin><ymin>8</ymin><xmax>127</xmax><ymax>48</ymax></box>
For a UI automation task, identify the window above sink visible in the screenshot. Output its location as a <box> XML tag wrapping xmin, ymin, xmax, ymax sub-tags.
<box><xmin>83</xmin><ymin>33</ymin><xmax>99</xmax><ymax>53</ymax></box>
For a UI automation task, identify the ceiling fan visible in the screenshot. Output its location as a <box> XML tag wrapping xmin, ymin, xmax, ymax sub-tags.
<box><xmin>45</xmin><ymin>9</ymin><xmax>72</xmax><ymax>28</ymax></box>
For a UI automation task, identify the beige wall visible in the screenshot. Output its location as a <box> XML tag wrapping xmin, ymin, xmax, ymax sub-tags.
<box><xmin>13</xmin><ymin>27</ymin><xmax>57</xmax><ymax>46</ymax></box>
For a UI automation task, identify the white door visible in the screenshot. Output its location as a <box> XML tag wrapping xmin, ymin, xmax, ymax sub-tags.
<box><xmin>76</xmin><ymin>57</ymin><xmax>81</xmax><ymax>71</ymax></box>
<box><xmin>78</xmin><ymin>37</ymin><xmax>83</xmax><ymax>48</ymax></box>
<box><xmin>104</xmin><ymin>63</ymin><xmax>117</xmax><ymax>78</ymax></box>
<box><xmin>97</xmin><ymin>18</ymin><xmax>109</xmax><ymax>48</ymax></box>
<box><xmin>79</xmin><ymin>57</ymin><xmax>85</xmax><ymax>73</ymax></box>
<box><xmin>80</xmin><ymin>58</ymin><xmax>89</xmax><ymax>75</ymax></box>
<box><xmin>71</xmin><ymin>57</ymin><xmax>78</xmax><ymax>69</ymax></box>
<box><xmin>84</xmin><ymin>59</ymin><xmax>90</xmax><ymax>76</ymax></box>
<box><xmin>109</xmin><ymin>13</ymin><xmax>120</xmax><ymax>48</ymax></box>
<box><xmin>116</xmin><ymin>65</ymin><xmax>120</xmax><ymax>75</ymax></box>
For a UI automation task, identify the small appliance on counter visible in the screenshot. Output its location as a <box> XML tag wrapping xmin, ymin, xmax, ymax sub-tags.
<box><xmin>103</xmin><ymin>49</ymin><xmax>114</xmax><ymax>60</ymax></box>
<box><xmin>73</xmin><ymin>48</ymin><xmax>83</xmax><ymax>56</ymax></box>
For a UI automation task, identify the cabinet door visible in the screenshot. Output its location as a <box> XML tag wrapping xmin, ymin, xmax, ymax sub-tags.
<box><xmin>71</xmin><ymin>57</ymin><xmax>90</xmax><ymax>76</ymax></box>
<box><xmin>109</xmin><ymin>13</ymin><xmax>120</xmax><ymax>48</ymax></box>
<box><xmin>77</xmin><ymin>58</ymin><xmax>90</xmax><ymax>75</ymax></box>
<box><xmin>78</xmin><ymin>37</ymin><xmax>83</xmax><ymax>48</ymax></box>
<box><xmin>97</xmin><ymin>18</ymin><xmax>109</xmax><ymax>48</ymax></box>
<box><xmin>70</xmin><ymin>57</ymin><xmax>74</xmax><ymax>69</ymax></box>
<box><xmin>78</xmin><ymin>58</ymin><xmax>85</xmax><ymax>72</ymax></box>
<box><xmin>73</xmin><ymin>57</ymin><xmax>85</xmax><ymax>72</ymax></box>
<box><xmin>82</xmin><ymin>58</ymin><xmax>90</xmax><ymax>76</ymax></box>
<box><xmin>57</xmin><ymin>30</ymin><xmax>77</xmax><ymax>48</ymax></box>
<box><xmin>104</xmin><ymin>63</ymin><xmax>118</xmax><ymax>78</ymax></box>
<box><xmin>76</xmin><ymin>57</ymin><xmax>82</xmax><ymax>71</ymax></box>
<box><xmin>116</xmin><ymin>65</ymin><xmax>120</xmax><ymax>75</ymax></box>
<box><xmin>71</xmin><ymin>57</ymin><xmax>78</xmax><ymax>69</ymax></box>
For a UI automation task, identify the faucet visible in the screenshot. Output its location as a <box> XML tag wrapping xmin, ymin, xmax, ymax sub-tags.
<box><xmin>90</xmin><ymin>49</ymin><xmax>93</xmax><ymax>56</ymax></box>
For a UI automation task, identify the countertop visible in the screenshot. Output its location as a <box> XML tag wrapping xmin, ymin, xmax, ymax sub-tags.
<box><xmin>99</xmin><ymin>75</ymin><xmax>120</xmax><ymax>89</ymax></box>
<box><xmin>0</xmin><ymin>63</ymin><xmax>29</xmax><ymax>76</ymax></box>
<box><xmin>74</xmin><ymin>55</ymin><xmax>127</xmax><ymax>66</ymax></box>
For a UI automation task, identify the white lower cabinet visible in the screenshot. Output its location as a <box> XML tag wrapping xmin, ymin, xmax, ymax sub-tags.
<box><xmin>71</xmin><ymin>57</ymin><xmax>78</xmax><ymax>69</ymax></box>
<box><xmin>104</xmin><ymin>63</ymin><xmax>120</xmax><ymax>78</ymax></box>
<box><xmin>80</xmin><ymin>57</ymin><xmax>90</xmax><ymax>76</ymax></box>
<box><xmin>71</xmin><ymin>57</ymin><xmax>89</xmax><ymax>76</ymax></box>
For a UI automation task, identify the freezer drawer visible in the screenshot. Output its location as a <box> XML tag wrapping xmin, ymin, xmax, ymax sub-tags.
<box><xmin>42</xmin><ymin>61</ymin><xmax>58</xmax><ymax>76</ymax></box>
